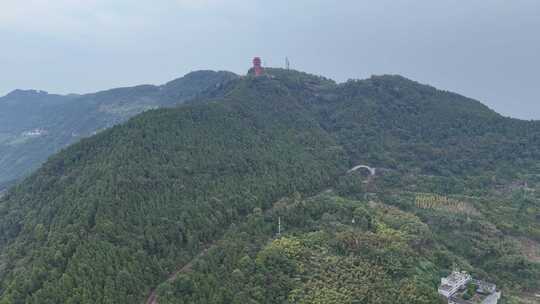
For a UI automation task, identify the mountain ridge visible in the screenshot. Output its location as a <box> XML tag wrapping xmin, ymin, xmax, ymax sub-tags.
<box><xmin>0</xmin><ymin>70</ymin><xmax>239</xmax><ymax>187</ymax></box>
<box><xmin>0</xmin><ymin>70</ymin><xmax>237</xmax><ymax>100</ymax></box>
<box><xmin>0</xmin><ymin>68</ymin><xmax>539</xmax><ymax>303</ymax></box>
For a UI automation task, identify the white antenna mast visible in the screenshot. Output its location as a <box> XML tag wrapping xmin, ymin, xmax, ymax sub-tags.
<box><xmin>285</xmin><ymin>57</ymin><xmax>290</xmax><ymax>70</ymax></box>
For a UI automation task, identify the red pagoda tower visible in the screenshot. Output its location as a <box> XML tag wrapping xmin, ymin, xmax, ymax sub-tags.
<box><xmin>252</xmin><ymin>57</ymin><xmax>264</xmax><ymax>76</ymax></box>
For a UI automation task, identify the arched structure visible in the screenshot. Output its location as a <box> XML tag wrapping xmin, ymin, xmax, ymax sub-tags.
<box><xmin>347</xmin><ymin>165</ymin><xmax>376</xmax><ymax>176</ymax></box>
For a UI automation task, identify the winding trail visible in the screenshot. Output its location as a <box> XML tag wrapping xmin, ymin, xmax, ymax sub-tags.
<box><xmin>145</xmin><ymin>245</ymin><xmax>216</xmax><ymax>304</ymax></box>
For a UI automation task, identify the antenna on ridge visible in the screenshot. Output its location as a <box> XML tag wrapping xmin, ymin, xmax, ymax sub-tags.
<box><xmin>285</xmin><ymin>57</ymin><xmax>290</xmax><ymax>70</ymax></box>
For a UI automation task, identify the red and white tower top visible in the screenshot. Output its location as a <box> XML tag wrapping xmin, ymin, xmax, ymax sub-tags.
<box><xmin>252</xmin><ymin>57</ymin><xmax>264</xmax><ymax>76</ymax></box>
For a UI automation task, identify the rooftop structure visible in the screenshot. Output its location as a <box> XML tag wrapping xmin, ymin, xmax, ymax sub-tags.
<box><xmin>22</xmin><ymin>128</ymin><xmax>47</xmax><ymax>137</ymax></box>
<box><xmin>473</xmin><ymin>280</ymin><xmax>497</xmax><ymax>295</ymax></box>
<box><xmin>439</xmin><ymin>271</ymin><xmax>472</xmax><ymax>298</ymax></box>
<box><xmin>449</xmin><ymin>292</ymin><xmax>501</xmax><ymax>304</ymax></box>
<box><xmin>439</xmin><ymin>271</ymin><xmax>501</xmax><ymax>304</ymax></box>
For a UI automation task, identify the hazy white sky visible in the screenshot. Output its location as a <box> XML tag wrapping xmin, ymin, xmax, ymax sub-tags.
<box><xmin>1</xmin><ymin>0</ymin><xmax>539</xmax><ymax>119</ymax></box>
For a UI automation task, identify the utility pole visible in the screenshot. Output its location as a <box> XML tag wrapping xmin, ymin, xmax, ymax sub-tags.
<box><xmin>278</xmin><ymin>216</ymin><xmax>282</xmax><ymax>236</ymax></box>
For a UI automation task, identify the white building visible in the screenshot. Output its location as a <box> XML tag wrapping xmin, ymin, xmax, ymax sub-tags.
<box><xmin>438</xmin><ymin>271</ymin><xmax>472</xmax><ymax>298</ymax></box>
<box><xmin>482</xmin><ymin>292</ymin><xmax>501</xmax><ymax>304</ymax></box>
<box><xmin>473</xmin><ymin>280</ymin><xmax>497</xmax><ymax>295</ymax></box>
<box><xmin>22</xmin><ymin>128</ymin><xmax>47</xmax><ymax>137</ymax></box>
<box><xmin>439</xmin><ymin>271</ymin><xmax>500</xmax><ymax>304</ymax></box>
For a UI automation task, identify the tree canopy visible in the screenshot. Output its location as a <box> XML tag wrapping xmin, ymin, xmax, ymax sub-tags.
<box><xmin>0</xmin><ymin>69</ymin><xmax>539</xmax><ymax>303</ymax></box>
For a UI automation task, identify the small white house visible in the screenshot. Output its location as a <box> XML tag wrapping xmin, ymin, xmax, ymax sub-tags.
<box><xmin>22</xmin><ymin>128</ymin><xmax>47</xmax><ymax>137</ymax></box>
<box><xmin>473</xmin><ymin>280</ymin><xmax>497</xmax><ymax>295</ymax></box>
<box><xmin>438</xmin><ymin>271</ymin><xmax>472</xmax><ymax>298</ymax></box>
<box><xmin>439</xmin><ymin>271</ymin><xmax>500</xmax><ymax>304</ymax></box>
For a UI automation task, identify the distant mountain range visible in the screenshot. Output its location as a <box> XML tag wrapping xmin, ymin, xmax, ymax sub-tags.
<box><xmin>0</xmin><ymin>71</ymin><xmax>238</xmax><ymax>189</ymax></box>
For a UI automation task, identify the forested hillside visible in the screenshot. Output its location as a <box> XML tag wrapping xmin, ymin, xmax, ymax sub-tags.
<box><xmin>0</xmin><ymin>70</ymin><xmax>237</xmax><ymax>188</ymax></box>
<box><xmin>0</xmin><ymin>69</ymin><xmax>539</xmax><ymax>303</ymax></box>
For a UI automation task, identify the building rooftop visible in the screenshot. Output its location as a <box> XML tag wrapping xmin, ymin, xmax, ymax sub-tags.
<box><xmin>439</xmin><ymin>271</ymin><xmax>500</xmax><ymax>304</ymax></box>
<box><xmin>440</xmin><ymin>284</ymin><xmax>455</xmax><ymax>292</ymax></box>
<box><xmin>473</xmin><ymin>280</ymin><xmax>496</xmax><ymax>294</ymax></box>
<box><xmin>444</xmin><ymin>271</ymin><xmax>471</xmax><ymax>285</ymax></box>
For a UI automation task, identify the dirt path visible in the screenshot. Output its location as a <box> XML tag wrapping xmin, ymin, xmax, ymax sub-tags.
<box><xmin>145</xmin><ymin>245</ymin><xmax>215</xmax><ymax>304</ymax></box>
<box><xmin>516</xmin><ymin>237</ymin><xmax>540</xmax><ymax>263</ymax></box>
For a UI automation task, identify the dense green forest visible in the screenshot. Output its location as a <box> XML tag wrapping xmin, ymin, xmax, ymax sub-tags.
<box><xmin>0</xmin><ymin>70</ymin><xmax>237</xmax><ymax>186</ymax></box>
<box><xmin>0</xmin><ymin>69</ymin><xmax>539</xmax><ymax>303</ymax></box>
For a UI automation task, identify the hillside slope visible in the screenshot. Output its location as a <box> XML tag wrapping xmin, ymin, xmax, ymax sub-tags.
<box><xmin>0</xmin><ymin>71</ymin><xmax>238</xmax><ymax>188</ymax></box>
<box><xmin>0</xmin><ymin>69</ymin><xmax>539</xmax><ymax>303</ymax></box>
<box><xmin>0</xmin><ymin>74</ymin><xmax>346</xmax><ymax>303</ymax></box>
